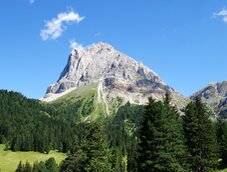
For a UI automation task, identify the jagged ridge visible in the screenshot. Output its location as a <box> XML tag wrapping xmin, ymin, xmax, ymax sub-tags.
<box><xmin>42</xmin><ymin>42</ymin><xmax>188</xmax><ymax>113</ymax></box>
<box><xmin>190</xmin><ymin>81</ymin><xmax>227</xmax><ymax>118</ymax></box>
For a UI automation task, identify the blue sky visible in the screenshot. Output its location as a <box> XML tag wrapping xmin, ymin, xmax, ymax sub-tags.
<box><xmin>0</xmin><ymin>0</ymin><xmax>227</xmax><ymax>99</ymax></box>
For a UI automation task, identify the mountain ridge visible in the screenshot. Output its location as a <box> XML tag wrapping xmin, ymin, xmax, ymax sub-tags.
<box><xmin>42</xmin><ymin>42</ymin><xmax>188</xmax><ymax>113</ymax></box>
<box><xmin>190</xmin><ymin>80</ymin><xmax>227</xmax><ymax>118</ymax></box>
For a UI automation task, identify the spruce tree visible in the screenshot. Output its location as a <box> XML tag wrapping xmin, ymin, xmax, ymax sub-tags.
<box><xmin>60</xmin><ymin>122</ymin><xmax>113</xmax><ymax>172</ymax></box>
<box><xmin>15</xmin><ymin>161</ymin><xmax>24</xmax><ymax>172</ymax></box>
<box><xmin>24</xmin><ymin>161</ymin><xmax>32</xmax><ymax>172</ymax></box>
<box><xmin>183</xmin><ymin>97</ymin><xmax>218</xmax><ymax>172</ymax></box>
<box><xmin>34</xmin><ymin>161</ymin><xmax>47</xmax><ymax>172</ymax></box>
<box><xmin>138</xmin><ymin>96</ymin><xmax>186</xmax><ymax>172</ymax></box>
<box><xmin>45</xmin><ymin>158</ymin><xmax>59</xmax><ymax>172</ymax></box>
<box><xmin>33</xmin><ymin>161</ymin><xmax>41</xmax><ymax>172</ymax></box>
<box><xmin>217</xmin><ymin>120</ymin><xmax>227</xmax><ymax>166</ymax></box>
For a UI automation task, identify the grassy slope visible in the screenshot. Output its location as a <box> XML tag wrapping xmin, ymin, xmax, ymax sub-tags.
<box><xmin>52</xmin><ymin>83</ymin><xmax>98</xmax><ymax>103</ymax></box>
<box><xmin>49</xmin><ymin>83</ymin><xmax>107</xmax><ymax>121</ymax></box>
<box><xmin>50</xmin><ymin>83</ymin><xmax>126</xmax><ymax>118</ymax></box>
<box><xmin>0</xmin><ymin>144</ymin><xmax>66</xmax><ymax>172</ymax></box>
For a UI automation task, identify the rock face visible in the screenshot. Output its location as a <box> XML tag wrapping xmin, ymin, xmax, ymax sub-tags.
<box><xmin>191</xmin><ymin>81</ymin><xmax>227</xmax><ymax>118</ymax></box>
<box><xmin>43</xmin><ymin>42</ymin><xmax>187</xmax><ymax>109</ymax></box>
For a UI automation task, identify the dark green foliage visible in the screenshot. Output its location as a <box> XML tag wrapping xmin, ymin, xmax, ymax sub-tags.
<box><xmin>138</xmin><ymin>96</ymin><xmax>186</xmax><ymax>172</ymax></box>
<box><xmin>217</xmin><ymin>120</ymin><xmax>227</xmax><ymax>166</ymax></box>
<box><xmin>106</xmin><ymin>103</ymin><xmax>144</xmax><ymax>171</ymax></box>
<box><xmin>3</xmin><ymin>89</ymin><xmax>227</xmax><ymax>172</ymax></box>
<box><xmin>47</xmin><ymin>94</ymin><xmax>96</xmax><ymax>122</ymax></box>
<box><xmin>15</xmin><ymin>161</ymin><xmax>24</xmax><ymax>172</ymax></box>
<box><xmin>60</xmin><ymin>122</ymin><xmax>113</xmax><ymax>172</ymax></box>
<box><xmin>0</xmin><ymin>90</ymin><xmax>77</xmax><ymax>153</ymax></box>
<box><xmin>33</xmin><ymin>161</ymin><xmax>47</xmax><ymax>172</ymax></box>
<box><xmin>15</xmin><ymin>158</ymin><xmax>58</xmax><ymax>172</ymax></box>
<box><xmin>15</xmin><ymin>161</ymin><xmax>32</xmax><ymax>172</ymax></box>
<box><xmin>24</xmin><ymin>161</ymin><xmax>32</xmax><ymax>172</ymax></box>
<box><xmin>183</xmin><ymin>97</ymin><xmax>218</xmax><ymax>172</ymax></box>
<box><xmin>45</xmin><ymin>157</ymin><xmax>59</xmax><ymax>172</ymax></box>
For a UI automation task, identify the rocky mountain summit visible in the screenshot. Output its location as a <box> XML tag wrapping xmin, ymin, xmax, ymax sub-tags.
<box><xmin>191</xmin><ymin>81</ymin><xmax>227</xmax><ymax>118</ymax></box>
<box><xmin>42</xmin><ymin>42</ymin><xmax>187</xmax><ymax>110</ymax></box>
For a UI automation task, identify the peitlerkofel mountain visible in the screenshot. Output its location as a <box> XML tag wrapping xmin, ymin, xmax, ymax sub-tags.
<box><xmin>42</xmin><ymin>42</ymin><xmax>188</xmax><ymax>114</ymax></box>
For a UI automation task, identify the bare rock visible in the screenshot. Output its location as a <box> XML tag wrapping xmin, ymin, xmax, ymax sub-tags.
<box><xmin>191</xmin><ymin>81</ymin><xmax>227</xmax><ymax>117</ymax></box>
<box><xmin>42</xmin><ymin>42</ymin><xmax>188</xmax><ymax>109</ymax></box>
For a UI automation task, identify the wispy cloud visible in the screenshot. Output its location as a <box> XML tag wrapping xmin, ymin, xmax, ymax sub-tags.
<box><xmin>29</xmin><ymin>0</ymin><xmax>35</xmax><ymax>4</ymax></box>
<box><xmin>214</xmin><ymin>9</ymin><xmax>227</xmax><ymax>23</ymax></box>
<box><xmin>69</xmin><ymin>39</ymin><xmax>85</xmax><ymax>51</ymax></box>
<box><xmin>40</xmin><ymin>10</ymin><xmax>84</xmax><ymax>41</ymax></box>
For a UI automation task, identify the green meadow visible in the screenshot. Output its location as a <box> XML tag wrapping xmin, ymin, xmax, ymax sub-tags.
<box><xmin>0</xmin><ymin>144</ymin><xmax>66</xmax><ymax>172</ymax></box>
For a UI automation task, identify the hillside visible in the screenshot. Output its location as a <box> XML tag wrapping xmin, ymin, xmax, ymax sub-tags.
<box><xmin>0</xmin><ymin>90</ymin><xmax>79</xmax><ymax>153</ymax></box>
<box><xmin>0</xmin><ymin>88</ymin><xmax>145</xmax><ymax>171</ymax></box>
<box><xmin>191</xmin><ymin>81</ymin><xmax>227</xmax><ymax>118</ymax></box>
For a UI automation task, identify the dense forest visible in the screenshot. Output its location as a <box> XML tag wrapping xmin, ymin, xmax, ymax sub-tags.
<box><xmin>0</xmin><ymin>90</ymin><xmax>227</xmax><ymax>171</ymax></box>
<box><xmin>0</xmin><ymin>90</ymin><xmax>79</xmax><ymax>153</ymax></box>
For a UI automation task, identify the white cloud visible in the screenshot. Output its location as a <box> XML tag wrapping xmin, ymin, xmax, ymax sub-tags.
<box><xmin>69</xmin><ymin>40</ymin><xmax>85</xmax><ymax>51</ymax></box>
<box><xmin>214</xmin><ymin>9</ymin><xmax>227</xmax><ymax>23</ymax></box>
<box><xmin>40</xmin><ymin>10</ymin><xmax>84</xmax><ymax>41</ymax></box>
<box><xmin>29</xmin><ymin>0</ymin><xmax>35</xmax><ymax>4</ymax></box>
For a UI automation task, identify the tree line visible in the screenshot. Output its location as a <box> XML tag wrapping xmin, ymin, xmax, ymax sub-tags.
<box><xmin>19</xmin><ymin>95</ymin><xmax>227</xmax><ymax>172</ymax></box>
<box><xmin>0</xmin><ymin>90</ymin><xmax>80</xmax><ymax>153</ymax></box>
<box><xmin>15</xmin><ymin>158</ymin><xmax>59</xmax><ymax>172</ymax></box>
<box><xmin>1</xmin><ymin>90</ymin><xmax>227</xmax><ymax>171</ymax></box>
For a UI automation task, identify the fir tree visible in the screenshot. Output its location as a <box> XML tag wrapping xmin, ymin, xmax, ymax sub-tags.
<box><xmin>45</xmin><ymin>158</ymin><xmax>59</xmax><ymax>172</ymax></box>
<box><xmin>217</xmin><ymin>120</ymin><xmax>227</xmax><ymax>166</ymax></box>
<box><xmin>24</xmin><ymin>161</ymin><xmax>32</xmax><ymax>172</ymax></box>
<box><xmin>183</xmin><ymin>97</ymin><xmax>218</xmax><ymax>172</ymax></box>
<box><xmin>138</xmin><ymin>96</ymin><xmax>186</xmax><ymax>172</ymax></box>
<box><xmin>15</xmin><ymin>161</ymin><xmax>24</xmax><ymax>172</ymax></box>
<box><xmin>60</xmin><ymin>122</ymin><xmax>113</xmax><ymax>172</ymax></box>
<box><xmin>32</xmin><ymin>161</ymin><xmax>41</xmax><ymax>172</ymax></box>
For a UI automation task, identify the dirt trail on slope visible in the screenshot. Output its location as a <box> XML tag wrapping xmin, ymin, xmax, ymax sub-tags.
<box><xmin>97</xmin><ymin>78</ymin><xmax>109</xmax><ymax>117</ymax></box>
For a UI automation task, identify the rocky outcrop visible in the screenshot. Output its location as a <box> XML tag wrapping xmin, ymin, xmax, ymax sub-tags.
<box><xmin>42</xmin><ymin>42</ymin><xmax>188</xmax><ymax>109</ymax></box>
<box><xmin>190</xmin><ymin>81</ymin><xmax>227</xmax><ymax>118</ymax></box>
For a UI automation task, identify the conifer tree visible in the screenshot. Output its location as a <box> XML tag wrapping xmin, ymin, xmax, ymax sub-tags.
<box><xmin>183</xmin><ymin>97</ymin><xmax>218</xmax><ymax>172</ymax></box>
<box><xmin>60</xmin><ymin>122</ymin><xmax>113</xmax><ymax>172</ymax></box>
<box><xmin>45</xmin><ymin>157</ymin><xmax>59</xmax><ymax>172</ymax></box>
<box><xmin>15</xmin><ymin>161</ymin><xmax>24</xmax><ymax>172</ymax></box>
<box><xmin>33</xmin><ymin>161</ymin><xmax>47</xmax><ymax>172</ymax></box>
<box><xmin>138</xmin><ymin>96</ymin><xmax>186</xmax><ymax>172</ymax></box>
<box><xmin>217</xmin><ymin>120</ymin><xmax>227</xmax><ymax>166</ymax></box>
<box><xmin>24</xmin><ymin>161</ymin><xmax>32</xmax><ymax>172</ymax></box>
<box><xmin>32</xmin><ymin>161</ymin><xmax>41</xmax><ymax>172</ymax></box>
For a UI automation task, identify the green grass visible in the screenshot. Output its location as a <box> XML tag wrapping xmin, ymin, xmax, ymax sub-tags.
<box><xmin>0</xmin><ymin>144</ymin><xmax>67</xmax><ymax>172</ymax></box>
<box><xmin>49</xmin><ymin>83</ymin><xmax>107</xmax><ymax>121</ymax></box>
<box><xmin>52</xmin><ymin>83</ymin><xmax>98</xmax><ymax>104</ymax></box>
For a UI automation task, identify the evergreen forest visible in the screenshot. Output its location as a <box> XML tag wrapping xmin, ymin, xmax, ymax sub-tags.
<box><xmin>0</xmin><ymin>90</ymin><xmax>227</xmax><ymax>172</ymax></box>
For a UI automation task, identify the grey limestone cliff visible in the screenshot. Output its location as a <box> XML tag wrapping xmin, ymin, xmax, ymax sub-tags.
<box><xmin>191</xmin><ymin>81</ymin><xmax>227</xmax><ymax>118</ymax></box>
<box><xmin>43</xmin><ymin>42</ymin><xmax>188</xmax><ymax>109</ymax></box>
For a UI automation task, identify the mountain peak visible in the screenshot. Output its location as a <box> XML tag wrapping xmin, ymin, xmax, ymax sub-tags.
<box><xmin>191</xmin><ymin>80</ymin><xmax>227</xmax><ymax>98</ymax></box>
<box><xmin>42</xmin><ymin>42</ymin><xmax>187</xmax><ymax>110</ymax></box>
<box><xmin>91</xmin><ymin>42</ymin><xmax>113</xmax><ymax>49</ymax></box>
<box><xmin>191</xmin><ymin>80</ymin><xmax>227</xmax><ymax>117</ymax></box>
<box><xmin>69</xmin><ymin>42</ymin><xmax>113</xmax><ymax>60</ymax></box>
